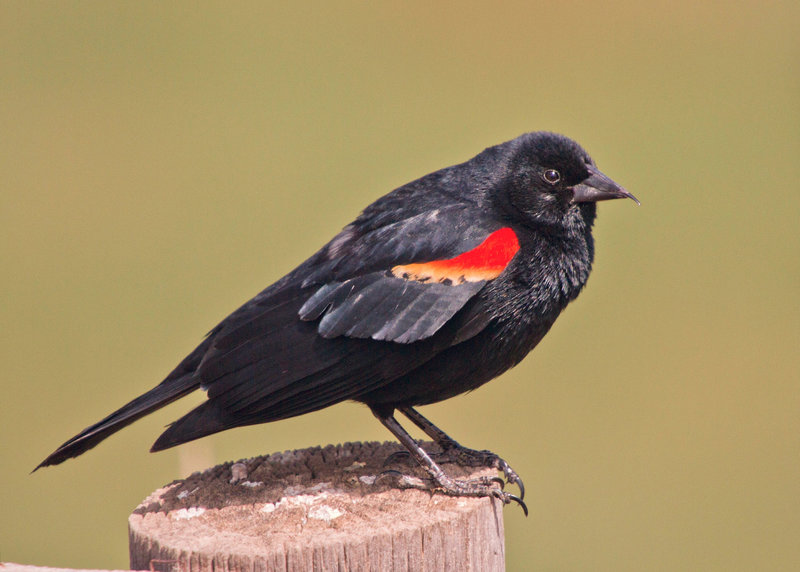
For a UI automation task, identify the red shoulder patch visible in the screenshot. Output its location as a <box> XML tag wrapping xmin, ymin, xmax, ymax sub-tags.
<box><xmin>392</xmin><ymin>227</ymin><xmax>520</xmax><ymax>284</ymax></box>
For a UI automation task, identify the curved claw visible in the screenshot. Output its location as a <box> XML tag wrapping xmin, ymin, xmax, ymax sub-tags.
<box><xmin>376</xmin><ymin>469</ymin><xmax>405</xmax><ymax>481</ymax></box>
<box><xmin>514</xmin><ymin>476</ymin><xmax>525</xmax><ymax>500</ymax></box>
<box><xmin>496</xmin><ymin>460</ymin><xmax>525</xmax><ymax>500</ymax></box>
<box><xmin>489</xmin><ymin>476</ymin><xmax>505</xmax><ymax>490</ymax></box>
<box><xmin>477</xmin><ymin>459</ymin><xmax>527</xmax><ymax>502</ymax></box>
<box><xmin>377</xmin><ymin>469</ymin><xmax>431</xmax><ymax>490</ymax></box>
<box><xmin>489</xmin><ymin>488</ymin><xmax>528</xmax><ymax>516</ymax></box>
<box><xmin>493</xmin><ymin>491</ymin><xmax>528</xmax><ymax>517</ymax></box>
<box><xmin>507</xmin><ymin>493</ymin><xmax>528</xmax><ymax>517</ymax></box>
<box><xmin>382</xmin><ymin>450</ymin><xmax>412</xmax><ymax>467</ymax></box>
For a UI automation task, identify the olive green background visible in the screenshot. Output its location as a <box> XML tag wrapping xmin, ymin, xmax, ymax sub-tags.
<box><xmin>2</xmin><ymin>2</ymin><xmax>798</xmax><ymax>570</ymax></box>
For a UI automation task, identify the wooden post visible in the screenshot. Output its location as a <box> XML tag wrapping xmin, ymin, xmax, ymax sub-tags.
<box><xmin>129</xmin><ymin>441</ymin><xmax>505</xmax><ymax>571</ymax></box>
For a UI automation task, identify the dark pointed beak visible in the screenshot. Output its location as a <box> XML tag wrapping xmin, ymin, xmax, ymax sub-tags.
<box><xmin>572</xmin><ymin>165</ymin><xmax>639</xmax><ymax>205</ymax></box>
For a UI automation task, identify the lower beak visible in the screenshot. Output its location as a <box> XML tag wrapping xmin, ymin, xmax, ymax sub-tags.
<box><xmin>572</xmin><ymin>165</ymin><xmax>639</xmax><ymax>205</ymax></box>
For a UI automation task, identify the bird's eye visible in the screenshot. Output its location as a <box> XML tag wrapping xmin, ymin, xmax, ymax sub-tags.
<box><xmin>542</xmin><ymin>169</ymin><xmax>561</xmax><ymax>184</ymax></box>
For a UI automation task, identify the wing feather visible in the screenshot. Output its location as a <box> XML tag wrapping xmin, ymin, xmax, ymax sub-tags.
<box><xmin>299</xmin><ymin>272</ymin><xmax>486</xmax><ymax>343</ymax></box>
<box><xmin>153</xmin><ymin>206</ymin><xmax>520</xmax><ymax>449</ymax></box>
<box><xmin>298</xmin><ymin>226</ymin><xmax>519</xmax><ymax>344</ymax></box>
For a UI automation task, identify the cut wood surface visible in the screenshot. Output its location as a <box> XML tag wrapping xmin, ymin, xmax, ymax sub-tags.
<box><xmin>0</xmin><ymin>565</ymin><xmax>137</xmax><ymax>572</ymax></box>
<box><xmin>129</xmin><ymin>441</ymin><xmax>506</xmax><ymax>571</ymax></box>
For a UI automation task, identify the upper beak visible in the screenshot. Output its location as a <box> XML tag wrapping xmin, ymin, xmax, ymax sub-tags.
<box><xmin>572</xmin><ymin>165</ymin><xmax>639</xmax><ymax>205</ymax></box>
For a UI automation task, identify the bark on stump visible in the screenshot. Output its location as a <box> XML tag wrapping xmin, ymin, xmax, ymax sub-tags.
<box><xmin>129</xmin><ymin>441</ymin><xmax>505</xmax><ymax>571</ymax></box>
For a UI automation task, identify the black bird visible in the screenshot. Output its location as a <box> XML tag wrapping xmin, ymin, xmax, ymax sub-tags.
<box><xmin>36</xmin><ymin>132</ymin><xmax>637</xmax><ymax>513</ymax></box>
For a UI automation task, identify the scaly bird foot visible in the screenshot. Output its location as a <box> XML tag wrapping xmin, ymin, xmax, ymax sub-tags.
<box><xmin>378</xmin><ymin>467</ymin><xmax>528</xmax><ymax>516</ymax></box>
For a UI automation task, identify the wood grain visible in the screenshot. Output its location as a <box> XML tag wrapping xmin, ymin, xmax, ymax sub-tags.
<box><xmin>129</xmin><ymin>441</ymin><xmax>505</xmax><ymax>571</ymax></box>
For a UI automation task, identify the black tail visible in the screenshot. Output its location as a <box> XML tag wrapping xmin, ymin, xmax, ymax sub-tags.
<box><xmin>34</xmin><ymin>373</ymin><xmax>200</xmax><ymax>470</ymax></box>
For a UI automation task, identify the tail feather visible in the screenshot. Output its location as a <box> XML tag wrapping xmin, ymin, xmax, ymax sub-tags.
<box><xmin>150</xmin><ymin>399</ymin><xmax>231</xmax><ymax>452</ymax></box>
<box><xmin>34</xmin><ymin>374</ymin><xmax>199</xmax><ymax>470</ymax></box>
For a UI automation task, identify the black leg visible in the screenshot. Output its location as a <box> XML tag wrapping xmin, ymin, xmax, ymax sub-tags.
<box><xmin>371</xmin><ymin>406</ymin><xmax>527</xmax><ymax>516</ymax></box>
<box><xmin>398</xmin><ymin>405</ymin><xmax>525</xmax><ymax>500</ymax></box>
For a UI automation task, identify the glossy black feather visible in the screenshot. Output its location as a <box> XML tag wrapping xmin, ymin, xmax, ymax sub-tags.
<box><xmin>37</xmin><ymin>131</ymin><xmax>634</xmax><ymax>470</ymax></box>
<box><xmin>299</xmin><ymin>272</ymin><xmax>485</xmax><ymax>342</ymax></box>
<box><xmin>301</xmin><ymin>206</ymin><xmax>492</xmax><ymax>286</ymax></box>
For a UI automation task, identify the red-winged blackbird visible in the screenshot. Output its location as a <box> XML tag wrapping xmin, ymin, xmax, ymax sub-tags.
<box><xmin>36</xmin><ymin>132</ymin><xmax>637</xmax><ymax>513</ymax></box>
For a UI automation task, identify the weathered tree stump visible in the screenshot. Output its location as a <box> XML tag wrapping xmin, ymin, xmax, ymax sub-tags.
<box><xmin>129</xmin><ymin>441</ymin><xmax>505</xmax><ymax>571</ymax></box>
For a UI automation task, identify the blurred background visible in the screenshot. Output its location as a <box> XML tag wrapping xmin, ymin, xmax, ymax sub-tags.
<box><xmin>2</xmin><ymin>2</ymin><xmax>798</xmax><ymax>570</ymax></box>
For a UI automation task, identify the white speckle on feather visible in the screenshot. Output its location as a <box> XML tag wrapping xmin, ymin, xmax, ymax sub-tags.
<box><xmin>327</xmin><ymin>225</ymin><xmax>357</xmax><ymax>258</ymax></box>
<box><xmin>425</xmin><ymin>209</ymin><xmax>440</xmax><ymax>222</ymax></box>
<box><xmin>359</xmin><ymin>475</ymin><xmax>377</xmax><ymax>485</ymax></box>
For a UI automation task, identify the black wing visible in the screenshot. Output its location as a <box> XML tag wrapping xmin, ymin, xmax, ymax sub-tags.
<box><xmin>298</xmin><ymin>273</ymin><xmax>485</xmax><ymax>343</ymax></box>
<box><xmin>148</xmin><ymin>206</ymin><xmax>519</xmax><ymax>449</ymax></box>
<box><xmin>223</xmin><ymin>204</ymin><xmax>516</xmax><ymax>346</ymax></box>
<box><xmin>39</xmin><ymin>197</ymin><xmax>520</xmax><ymax>461</ymax></box>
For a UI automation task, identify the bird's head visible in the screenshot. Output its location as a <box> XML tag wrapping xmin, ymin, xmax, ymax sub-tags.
<box><xmin>495</xmin><ymin>131</ymin><xmax>637</xmax><ymax>230</ymax></box>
